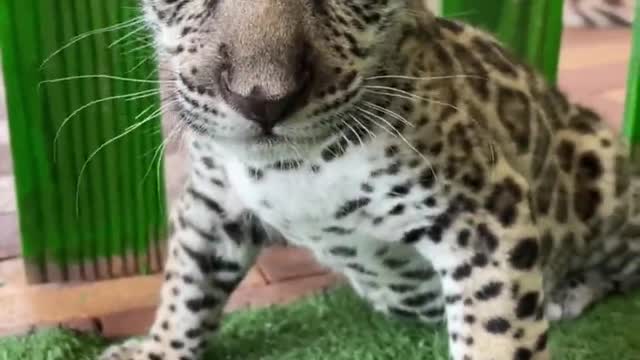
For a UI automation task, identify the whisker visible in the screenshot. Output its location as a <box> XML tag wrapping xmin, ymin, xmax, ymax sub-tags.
<box><xmin>54</xmin><ymin>89</ymin><xmax>161</xmax><ymax>161</ymax></box>
<box><xmin>348</xmin><ymin>114</ymin><xmax>377</xmax><ymax>139</ymax></box>
<box><xmin>124</xmin><ymin>42</ymin><xmax>155</xmax><ymax>56</ymax></box>
<box><xmin>284</xmin><ymin>138</ymin><xmax>305</xmax><ymax>163</ymax></box>
<box><xmin>128</xmin><ymin>54</ymin><xmax>158</xmax><ymax>74</ymax></box>
<box><xmin>338</xmin><ymin>116</ymin><xmax>364</xmax><ymax>148</ymax></box>
<box><xmin>125</xmin><ymin>89</ymin><xmax>162</xmax><ymax>102</ymax></box>
<box><xmin>109</xmin><ymin>25</ymin><xmax>147</xmax><ymax>48</ymax></box>
<box><xmin>364</xmin><ymin>85</ymin><xmax>443</xmax><ymax>104</ymax></box>
<box><xmin>365</xmin><ymin>74</ymin><xmax>487</xmax><ymax>81</ymax></box>
<box><xmin>356</xmin><ymin>107</ymin><xmax>439</xmax><ymax>182</ymax></box>
<box><xmin>75</xmin><ymin>101</ymin><xmax>175</xmax><ymax>215</ymax></box>
<box><xmin>142</xmin><ymin>122</ymin><xmax>182</xmax><ymax>213</ymax></box>
<box><xmin>135</xmin><ymin>104</ymin><xmax>159</xmax><ymax>121</ymax></box>
<box><xmin>40</xmin><ymin>74</ymin><xmax>169</xmax><ymax>87</ymax></box>
<box><xmin>336</xmin><ymin>122</ymin><xmax>354</xmax><ymax>148</ymax></box>
<box><xmin>366</xmin><ymin>87</ymin><xmax>499</xmax><ymax>178</ymax></box>
<box><xmin>41</xmin><ymin>17</ymin><xmax>145</xmax><ymax>68</ymax></box>
<box><xmin>362</xmin><ymin>101</ymin><xmax>414</xmax><ymax>128</ymax></box>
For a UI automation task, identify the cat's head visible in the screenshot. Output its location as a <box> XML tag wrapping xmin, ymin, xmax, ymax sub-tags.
<box><xmin>143</xmin><ymin>0</ymin><xmax>430</xmax><ymax>159</ymax></box>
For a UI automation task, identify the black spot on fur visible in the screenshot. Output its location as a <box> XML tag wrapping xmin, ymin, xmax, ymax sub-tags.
<box><xmin>535</xmin><ymin>331</ymin><xmax>548</xmax><ymax>351</ymax></box>
<box><xmin>185</xmin><ymin>328</ymin><xmax>202</xmax><ymax>339</ymax></box>
<box><xmin>271</xmin><ymin>159</ymin><xmax>303</xmax><ymax>171</ymax></box>
<box><xmin>401</xmin><ymin>269</ymin><xmax>436</xmax><ymax>281</ymax></box>
<box><xmin>556</xmin><ymin>140</ymin><xmax>575</xmax><ymax>173</ymax></box>
<box><xmin>170</xmin><ymin>340</ymin><xmax>185</xmax><ymax>349</ymax></box>
<box><xmin>471</xmin><ymin>253</ymin><xmax>489</xmax><ymax>267</ymax></box>
<box><xmin>457</xmin><ymin>229</ymin><xmax>471</xmax><ymax>247</ymax></box>
<box><xmin>419</xmin><ymin>168</ymin><xmax>436</xmax><ymax>189</ymax></box>
<box><xmin>335</xmin><ymin>198</ymin><xmax>371</xmax><ymax>219</ymax></box>
<box><xmin>180</xmin><ymin>243</ymin><xmax>241</xmax><ymax>274</ymax></box>
<box><xmin>329</xmin><ymin>246</ymin><xmax>357</xmax><ymax>257</ymax></box>
<box><xmin>513</xmin><ymin>348</ymin><xmax>533</xmax><ymax>360</ymax></box>
<box><xmin>201</xmin><ymin>157</ymin><xmax>215</xmax><ymax>169</ymax></box>
<box><xmin>323</xmin><ymin>226</ymin><xmax>354</xmax><ymax>235</ymax></box>
<box><xmin>423</xmin><ymin>196</ymin><xmax>437</xmax><ymax>207</ymax></box>
<box><xmin>452</xmin><ymin>263</ymin><xmax>472</xmax><ymax>280</ymax></box>
<box><xmin>475</xmin><ymin>281</ymin><xmax>503</xmax><ymax>300</ymax></box>
<box><xmin>485</xmin><ymin>317</ymin><xmax>511</xmax><ymax>333</ymax></box>
<box><xmin>389</xmin><ymin>284</ymin><xmax>418</xmax><ymax>293</ymax></box>
<box><xmin>383</xmin><ymin>258</ymin><xmax>410</xmax><ymax>269</ymax></box>
<box><xmin>485</xmin><ymin>177</ymin><xmax>523</xmax><ymax>227</ymax></box>
<box><xmin>497</xmin><ymin>88</ymin><xmax>532</xmax><ymax>153</ymax></box>
<box><xmin>569</xmin><ymin>107</ymin><xmax>600</xmax><ymax>134</ymax></box>
<box><xmin>361</xmin><ymin>183</ymin><xmax>374</xmax><ymax>193</ymax></box>
<box><xmin>509</xmin><ymin>238</ymin><xmax>539</xmax><ymax>270</ymax></box>
<box><xmin>389</xmin><ymin>183</ymin><xmax>412</xmax><ymax>197</ymax></box>
<box><xmin>248</xmin><ymin>167</ymin><xmax>264</xmax><ymax>180</ymax></box>
<box><xmin>185</xmin><ymin>296</ymin><xmax>218</xmax><ymax>312</ymax></box>
<box><xmin>389</xmin><ymin>204</ymin><xmax>406</xmax><ymax>215</ymax></box>
<box><xmin>385</xmin><ymin>145</ymin><xmax>400</xmax><ymax>157</ymax></box>
<box><xmin>476</xmin><ymin>223</ymin><xmax>499</xmax><ymax>253</ymax></box>
<box><xmin>187</xmin><ymin>187</ymin><xmax>225</xmax><ymax>216</ymax></box>
<box><xmin>574</xmin><ymin>187</ymin><xmax>602</xmax><ymax>221</ymax></box>
<box><xmin>347</xmin><ymin>263</ymin><xmax>378</xmax><ymax>276</ymax></box>
<box><xmin>402</xmin><ymin>291</ymin><xmax>440</xmax><ymax>307</ymax></box>
<box><xmin>577</xmin><ymin>151</ymin><xmax>603</xmax><ymax>180</ymax></box>
<box><xmin>513</xmin><ymin>328</ymin><xmax>525</xmax><ymax>339</ymax></box>
<box><xmin>388</xmin><ymin>306</ymin><xmax>419</xmax><ymax>319</ymax></box>
<box><xmin>223</xmin><ymin>222</ymin><xmax>243</xmax><ymax>243</ymax></box>
<box><xmin>422</xmin><ymin>307</ymin><xmax>445</xmax><ymax>318</ymax></box>
<box><xmin>402</xmin><ymin>227</ymin><xmax>427</xmax><ymax>244</ymax></box>
<box><xmin>462</xmin><ymin>163</ymin><xmax>485</xmax><ymax>192</ymax></box>
<box><xmin>516</xmin><ymin>292</ymin><xmax>540</xmax><ymax>318</ymax></box>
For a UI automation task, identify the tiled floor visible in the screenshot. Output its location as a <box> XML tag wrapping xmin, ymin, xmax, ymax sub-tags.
<box><xmin>0</xmin><ymin>27</ymin><xmax>633</xmax><ymax>338</ymax></box>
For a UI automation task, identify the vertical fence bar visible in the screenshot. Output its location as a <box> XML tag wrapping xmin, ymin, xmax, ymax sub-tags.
<box><xmin>0</xmin><ymin>0</ymin><xmax>167</xmax><ymax>283</ymax></box>
<box><xmin>442</xmin><ymin>0</ymin><xmax>565</xmax><ymax>84</ymax></box>
<box><xmin>624</xmin><ymin>1</ymin><xmax>640</xmax><ymax>158</ymax></box>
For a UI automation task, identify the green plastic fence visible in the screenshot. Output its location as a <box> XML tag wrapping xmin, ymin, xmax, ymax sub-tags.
<box><xmin>624</xmin><ymin>2</ymin><xmax>640</xmax><ymax>154</ymax></box>
<box><xmin>442</xmin><ymin>0</ymin><xmax>565</xmax><ymax>84</ymax></box>
<box><xmin>0</xmin><ymin>0</ymin><xmax>167</xmax><ymax>283</ymax></box>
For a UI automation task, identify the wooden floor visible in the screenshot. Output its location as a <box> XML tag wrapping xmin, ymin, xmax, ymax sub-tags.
<box><xmin>0</xmin><ymin>28</ymin><xmax>633</xmax><ymax>338</ymax></box>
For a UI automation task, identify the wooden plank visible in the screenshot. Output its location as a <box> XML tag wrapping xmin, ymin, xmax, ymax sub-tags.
<box><xmin>0</xmin><ymin>265</ymin><xmax>333</xmax><ymax>338</ymax></box>
<box><xmin>0</xmin><ymin>275</ymin><xmax>162</xmax><ymax>336</ymax></box>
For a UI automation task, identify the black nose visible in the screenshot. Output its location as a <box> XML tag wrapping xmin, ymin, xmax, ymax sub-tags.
<box><xmin>219</xmin><ymin>68</ymin><xmax>311</xmax><ymax>133</ymax></box>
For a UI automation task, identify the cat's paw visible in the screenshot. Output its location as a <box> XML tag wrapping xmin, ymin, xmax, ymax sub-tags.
<box><xmin>99</xmin><ymin>338</ymin><xmax>157</xmax><ymax>360</ymax></box>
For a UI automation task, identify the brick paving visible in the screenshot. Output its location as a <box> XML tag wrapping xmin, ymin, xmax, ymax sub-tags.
<box><xmin>0</xmin><ymin>28</ymin><xmax>633</xmax><ymax>338</ymax></box>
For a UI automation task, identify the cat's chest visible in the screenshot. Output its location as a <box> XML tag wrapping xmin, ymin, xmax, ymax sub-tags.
<box><xmin>222</xmin><ymin>147</ymin><xmax>431</xmax><ymax>243</ymax></box>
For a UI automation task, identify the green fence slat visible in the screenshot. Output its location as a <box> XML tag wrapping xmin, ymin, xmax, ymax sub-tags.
<box><xmin>539</xmin><ymin>0</ymin><xmax>565</xmax><ymax>85</ymax></box>
<box><xmin>443</xmin><ymin>0</ymin><xmax>565</xmax><ymax>83</ymax></box>
<box><xmin>624</xmin><ymin>2</ymin><xmax>640</xmax><ymax>154</ymax></box>
<box><xmin>0</xmin><ymin>0</ymin><xmax>167</xmax><ymax>283</ymax></box>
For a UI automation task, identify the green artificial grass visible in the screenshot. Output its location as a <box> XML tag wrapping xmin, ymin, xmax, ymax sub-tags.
<box><xmin>1</xmin><ymin>287</ymin><xmax>639</xmax><ymax>360</ymax></box>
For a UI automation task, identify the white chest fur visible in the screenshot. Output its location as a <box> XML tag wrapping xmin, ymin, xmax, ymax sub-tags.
<box><xmin>219</xmin><ymin>136</ymin><xmax>443</xmax><ymax>247</ymax></box>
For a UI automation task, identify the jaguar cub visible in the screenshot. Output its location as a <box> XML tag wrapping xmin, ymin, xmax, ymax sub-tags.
<box><xmin>101</xmin><ymin>1</ymin><xmax>640</xmax><ymax>359</ymax></box>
